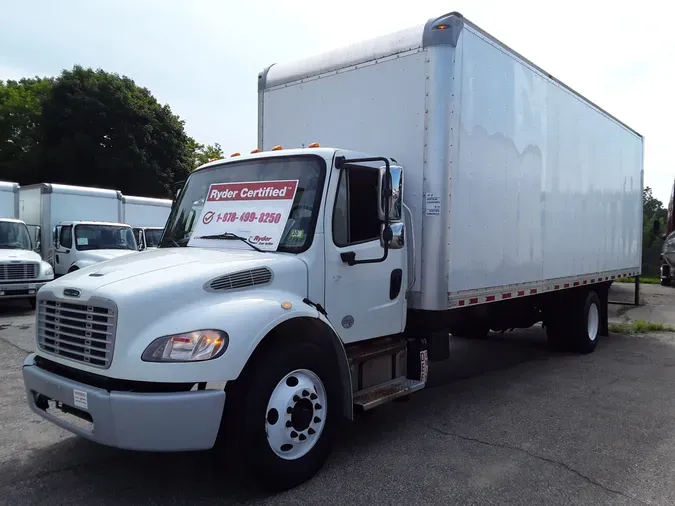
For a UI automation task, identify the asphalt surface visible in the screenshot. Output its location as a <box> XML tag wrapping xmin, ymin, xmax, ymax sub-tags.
<box><xmin>2</xmin><ymin>285</ymin><xmax>675</xmax><ymax>505</ymax></box>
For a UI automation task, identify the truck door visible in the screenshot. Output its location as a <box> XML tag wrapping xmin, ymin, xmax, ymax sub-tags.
<box><xmin>54</xmin><ymin>224</ymin><xmax>74</xmax><ymax>276</ymax></box>
<box><xmin>324</xmin><ymin>160</ymin><xmax>407</xmax><ymax>343</ymax></box>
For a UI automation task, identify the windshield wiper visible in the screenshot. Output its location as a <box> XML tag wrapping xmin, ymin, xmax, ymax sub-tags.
<box><xmin>196</xmin><ymin>232</ymin><xmax>264</xmax><ymax>252</ymax></box>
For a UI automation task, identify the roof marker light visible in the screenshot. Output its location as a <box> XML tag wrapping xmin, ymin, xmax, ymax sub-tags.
<box><xmin>308</xmin><ymin>142</ymin><xmax>320</xmax><ymax>148</ymax></box>
<box><xmin>251</xmin><ymin>148</ymin><xmax>262</xmax><ymax>153</ymax></box>
<box><xmin>231</xmin><ymin>152</ymin><xmax>241</xmax><ymax>157</ymax></box>
<box><xmin>272</xmin><ymin>145</ymin><xmax>283</xmax><ymax>151</ymax></box>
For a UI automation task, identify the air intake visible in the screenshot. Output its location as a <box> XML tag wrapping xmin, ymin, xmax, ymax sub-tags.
<box><xmin>207</xmin><ymin>267</ymin><xmax>273</xmax><ymax>292</ymax></box>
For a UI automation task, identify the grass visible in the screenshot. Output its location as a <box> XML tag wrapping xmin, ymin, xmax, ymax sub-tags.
<box><xmin>609</xmin><ymin>320</ymin><xmax>675</xmax><ymax>334</ymax></box>
<box><xmin>616</xmin><ymin>276</ymin><xmax>660</xmax><ymax>284</ymax></box>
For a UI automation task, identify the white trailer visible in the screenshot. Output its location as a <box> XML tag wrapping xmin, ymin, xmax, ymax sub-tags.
<box><xmin>120</xmin><ymin>195</ymin><xmax>172</xmax><ymax>250</ymax></box>
<box><xmin>22</xmin><ymin>11</ymin><xmax>643</xmax><ymax>492</ymax></box>
<box><xmin>19</xmin><ymin>183</ymin><xmax>139</xmax><ymax>276</ymax></box>
<box><xmin>0</xmin><ymin>181</ymin><xmax>20</xmax><ymax>219</ymax></box>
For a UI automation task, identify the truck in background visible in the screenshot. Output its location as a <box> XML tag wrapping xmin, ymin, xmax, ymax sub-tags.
<box><xmin>0</xmin><ymin>182</ymin><xmax>54</xmax><ymax>306</ymax></box>
<box><xmin>120</xmin><ymin>195</ymin><xmax>172</xmax><ymax>250</ymax></box>
<box><xmin>19</xmin><ymin>183</ymin><xmax>138</xmax><ymax>276</ymax></box>
<box><xmin>658</xmin><ymin>179</ymin><xmax>675</xmax><ymax>285</ymax></box>
<box><xmin>22</xmin><ymin>11</ymin><xmax>643</xmax><ymax>491</ymax></box>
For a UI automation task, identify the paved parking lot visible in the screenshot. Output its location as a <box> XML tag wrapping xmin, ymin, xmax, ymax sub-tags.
<box><xmin>2</xmin><ymin>288</ymin><xmax>675</xmax><ymax>505</ymax></box>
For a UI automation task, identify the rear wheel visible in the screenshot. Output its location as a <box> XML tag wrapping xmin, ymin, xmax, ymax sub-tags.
<box><xmin>661</xmin><ymin>277</ymin><xmax>671</xmax><ymax>287</ymax></box>
<box><xmin>547</xmin><ymin>290</ymin><xmax>601</xmax><ymax>354</ymax></box>
<box><xmin>221</xmin><ymin>335</ymin><xmax>341</xmax><ymax>491</ymax></box>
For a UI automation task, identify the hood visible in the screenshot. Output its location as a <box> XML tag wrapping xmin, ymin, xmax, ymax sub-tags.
<box><xmin>80</xmin><ymin>249</ymin><xmax>138</xmax><ymax>263</ymax></box>
<box><xmin>0</xmin><ymin>248</ymin><xmax>42</xmax><ymax>263</ymax></box>
<box><xmin>46</xmin><ymin>246</ymin><xmax>308</xmax><ymax>297</ymax></box>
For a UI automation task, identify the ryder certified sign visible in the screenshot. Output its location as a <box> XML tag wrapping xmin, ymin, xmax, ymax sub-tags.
<box><xmin>188</xmin><ymin>180</ymin><xmax>299</xmax><ymax>251</ymax></box>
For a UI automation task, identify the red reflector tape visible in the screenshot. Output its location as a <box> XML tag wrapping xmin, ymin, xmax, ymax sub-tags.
<box><xmin>517</xmin><ymin>290</ymin><xmax>525</xmax><ymax>296</ymax></box>
<box><xmin>502</xmin><ymin>293</ymin><xmax>512</xmax><ymax>299</ymax></box>
<box><xmin>469</xmin><ymin>298</ymin><xmax>479</xmax><ymax>304</ymax></box>
<box><xmin>486</xmin><ymin>295</ymin><xmax>495</xmax><ymax>302</ymax></box>
<box><xmin>530</xmin><ymin>289</ymin><xmax>537</xmax><ymax>294</ymax></box>
<box><xmin>583</xmin><ymin>280</ymin><xmax>587</xmax><ymax>284</ymax></box>
<box><xmin>564</xmin><ymin>283</ymin><xmax>570</xmax><ymax>288</ymax></box>
<box><xmin>573</xmin><ymin>282</ymin><xmax>580</xmax><ymax>286</ymax></box>
<box><xmin>554</xmin><ymin>285</ymin><xmax>560</xmax><ymax>289</ymax></box>
<box><xmin>458</xmin><ymin>300</ymin><xmax>465</xmax><ymax>306</ymax></box>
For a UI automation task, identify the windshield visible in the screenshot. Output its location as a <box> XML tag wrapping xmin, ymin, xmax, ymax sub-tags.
<box><xmin>0</xmin><ymin>222</ymin><xmax>32</xmax><ymax>250</ymax></box>
<box><xmin>145</xmin><ymin>228</ymin><xmax>163</xmax><ymax>247</ymax></box>
<box><xmin>160</xmin><ymin>155</ymin><xmax>326</xmax><ymax>253</ymax></box>
<box><xmin>74</xmin><ymin>225</ymin><xmax>137</xmax><ymax>251</ymax></box>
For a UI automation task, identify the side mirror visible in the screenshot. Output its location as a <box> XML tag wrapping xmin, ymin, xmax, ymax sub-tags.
<box><xmin>654</xmin><ymin>219</ymin><xmax>661</xmax><ymax>236</ymax></box>
<box><xmin>377</xmin><ymin>165</ymin><xmax>403</xmax><ymax>222</ymax></box>
<box><xmin>35</xmin><ymin>241</ymin><xmax>41</xmax><ymax>253</ymax></box>
<box><xmin>176</xmin><ymin>188</ymin><xmax>182</xmax><ymax>199</ymax></box>
<box><xmin>380</xmin><ymin>222</ymin><xmax>405</xmax><ymax>250</ymax></box>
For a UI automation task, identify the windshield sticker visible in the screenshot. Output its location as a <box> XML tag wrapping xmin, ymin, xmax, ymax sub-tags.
<box><xmin>188</xmin><ymin>180</ymin><xmax>299</xmax><ymax>251</ymax></box>
<box><xmin>77</xmin><ymin>238</ymin><xmax>89</xmax><ymax>246</ymax></box>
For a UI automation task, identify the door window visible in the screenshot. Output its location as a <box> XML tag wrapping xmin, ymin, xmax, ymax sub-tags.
<box><xmin>332</xmin><ymin>167</ymin><xmax>381</xmax><ymax>247</ymax></box>
<box><xmin>59</xmin><ymin>226</ymin><xmax>73</xmax><ymax>249</ymax></box>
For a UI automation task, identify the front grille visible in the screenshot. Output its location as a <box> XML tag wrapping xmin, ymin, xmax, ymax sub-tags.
<box><xmin>36</xmin><ymin>297</ymin><xmax>117</xmax><ymax>369</ymax></box>
<box><xmin>208</xmin><ymin>267</ymin><xmax>273</xmax><ymax>292</ymax></box>
<box><xmin>0</xmin><ymin>262</ymin><xmax>38</xmax><ymax>281</ymax></box>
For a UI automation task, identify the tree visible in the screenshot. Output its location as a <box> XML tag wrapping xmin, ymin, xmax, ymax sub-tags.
<box><xmin>0</xmin><ymin>77</ymin><xmax>54</xmax><ymax>181</ymax></box>
<box><xmin>35</xmin><ymin>66</ymin><xmax>192</xmax><ymax>198</ymax></box>
<box><xmin>188</xmin><ymin>140</ymin><xmax>224</xmax><ymax>170</ymax></box>
<box><xmin>643</xmin><ymin>186</ymin><xmax>667</xmax><ymax>249</ymax></box>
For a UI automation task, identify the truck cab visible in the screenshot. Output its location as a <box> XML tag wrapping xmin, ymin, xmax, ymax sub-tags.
<box><xmin>0</xmin><ymin>218</ymin><xmax>54</xmax><ymax>306</ymax></box>
<box><xmin>133</xmin><ymin>226</ymin><xmax>164</xmax><ymax>251</ymax></box>
<box><xmin>52</xmin><ymin>220</ymin><xmax>139</xmax><ymax>275</ymax></box>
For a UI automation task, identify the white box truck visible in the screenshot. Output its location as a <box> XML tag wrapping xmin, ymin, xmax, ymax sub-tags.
<box><xmin>0</xmin><ymin>182</ymin><xmax>55</xmax><ymax>305</ymax></box>
<box><xmin>19</xmin><ymin>183</ymin><xmax>139</xmax><ymax>276</ymax></box>
<box><xmin>120</xmin><ymin>195</ymin><xmax>172</xmax><ymax>250</ymax></box>
<box><xmin>22</xmin><ymin>11</ymin><xmax>643</xmax><ymax>491</ymax></box>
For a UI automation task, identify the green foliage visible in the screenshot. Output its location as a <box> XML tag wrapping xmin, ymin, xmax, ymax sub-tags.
<box><xmin>642</xmin><ymin>186</ymin><xmax>667</xmax><ymax>249</ymax></box>
<box><xmin>0</xmin><ymin>65</ymin><xmax>207</xmax><ymax>198</ymax></box>
<box><xmin>0</xmin><ymin>77</ymin><xmax>54</xmax><ymax>180</ymax></box>
<box><xmin>188</xmin><ymin>140</ymin><xmax>224</xmax><ymax>170</ymax></box>
<box><xmin>609</xmin><ymin>320</ymin><xmax>674</xmax><ymax>334</ymax></box>
<box><xmin>616</xmin><ymin>276</ymin><xmax>660</xmax><ymax>284</ymax></box>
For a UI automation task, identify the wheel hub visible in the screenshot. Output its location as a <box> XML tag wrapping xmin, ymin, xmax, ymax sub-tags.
<box><xmin>265</xmin><ymin>369</ymin><xmax>327</xmax><ymax>460</ymax></box>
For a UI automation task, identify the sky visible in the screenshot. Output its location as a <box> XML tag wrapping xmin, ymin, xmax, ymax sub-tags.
<box><xmin>1</xmin><ymin>0</ymin><xmax>673</xmax><ymax>202</ymax></box>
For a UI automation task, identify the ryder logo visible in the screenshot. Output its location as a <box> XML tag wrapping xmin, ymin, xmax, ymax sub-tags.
<box><xmin>202</xmin><ymin>211</ymin><xmax>215</xmax><ymax>224</ymax></box>
<box><xmin>248</xmin><ymin>235</ymin><xmax>273</xmax><ymax>245</ymax></box>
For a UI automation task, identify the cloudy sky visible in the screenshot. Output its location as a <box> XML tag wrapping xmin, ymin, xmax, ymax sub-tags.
<box><xmin>1</xmin><ymin>0</ymin><xmax>672</xmax><ymax>202</ymax></box>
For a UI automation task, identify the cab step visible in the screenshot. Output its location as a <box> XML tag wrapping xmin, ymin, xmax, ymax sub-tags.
<box><xmin>347</xmin><ymin>336</ymin><xmax>407</xmax><ymax>365</ymax></box>
<box><xmin>353</xmin><ymin>377</ymin><xmax>425</xmax><ymax>412</ymax></box>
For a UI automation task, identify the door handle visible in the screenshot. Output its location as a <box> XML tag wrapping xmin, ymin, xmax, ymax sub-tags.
<box><xmin>390</xmin><ymin>269</ymin><xmax>403</xmax><ymax>300</ymax></box>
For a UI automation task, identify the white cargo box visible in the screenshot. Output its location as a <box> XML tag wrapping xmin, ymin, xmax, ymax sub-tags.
<box><xmin>0</xmin><ymin>181</ymin><xmax>20</xmax><ymax>219</ymax></box>
<box><xmin>120</xmin><ymin>195</ymin><xmax>172</xmax><ymax>228</ymax></box>
<box><xmin>258</xmin><ymin>11</ymin><xmax>644</xmax><ymax>311</ymax></box>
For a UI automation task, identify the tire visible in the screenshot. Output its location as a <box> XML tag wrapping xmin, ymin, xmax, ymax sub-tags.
<box><xmin>221</xmin><ymin>335</ymin><xmax>341</xmax><ymax>492</ymax></box>
<box><xmin>547</xmin><ymin>290</ymin><xmax>601</xmax><ymax>354</ymax></box>
<box><xmin>661</xmin><ymin>277</ymin><xmax>671</xmax><ymax>287</ymax></box>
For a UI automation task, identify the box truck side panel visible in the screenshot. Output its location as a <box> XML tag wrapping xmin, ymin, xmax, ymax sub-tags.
<box><xmin>50</xmin><ymin>190</ymin><xmax>121</xmax><ymax>228</ymax></box>
<box><xmin>261</xmin><ymin>50</ymin><xmax>427</xmax><ymax>293</ymax></box>
<box><xmin>123</xmin><ymin>201</ymin><xmax>171</xmax><ymax>228</ymax></box>
<box><xmin>18</xmin><ymin>187</ymin><xmax>43</xmax><ymax>226</ymax></box>
<box><xmin>0</xmin><ymin>182</ymin><xmax>19</xmax><ymax>218</ymax></box>
<box><xmin>447</xmin><ymin>27</ymin><xmax>643</xmax><ymax>294</ymax></box>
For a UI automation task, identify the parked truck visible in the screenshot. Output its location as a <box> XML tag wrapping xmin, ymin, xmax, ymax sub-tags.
<box><xmin>0</xmin><ymin>182</ymin><xmax>54</xmax><ymax>305</ymax></box>
<box><xmin>19</xmin><ymin>183</ymin><xmax>138</xmax><ymax>276</ymax></box>
<box><xmin>656</xmin><ymin>180</ymin><xmax>675</xmax><ymax>285</ymax></box>
<box><xmin>22</xmin><ymin>11</ymin><xmax>643</xmax><ymax>492</ymax></box>
<box><xmin>120</xmin><ymin>195</ymin><xmax>172</xmax><ymax>250</ymax></box>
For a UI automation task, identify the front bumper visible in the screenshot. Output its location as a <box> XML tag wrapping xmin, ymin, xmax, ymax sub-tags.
<box><xmin>0</xmin><ymin>281</ymin><xmax>48</xmax><ymax>299</ymax></box>
<box><xmin>22</xmin><ymin>353</ymin><xmax>226</xmax><ymax>451</ymax></box>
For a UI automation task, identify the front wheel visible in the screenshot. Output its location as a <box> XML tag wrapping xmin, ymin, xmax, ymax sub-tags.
<box><xmin>221</xmin><ymin>336</ymin><xmax>341</xmax><ymax>491</ymax></box>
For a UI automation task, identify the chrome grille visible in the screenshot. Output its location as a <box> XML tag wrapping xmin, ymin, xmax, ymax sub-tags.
<box><xmin>207</xmin><ymin>267</ymin><xmax>273</xmax><ymax>292</ymax></box>
<box><xmin>0</xmin><ymin>262</ymin><xmax>38</xmax><ymax>281</ymax></box>
<box><xmin>36</xmin><ymin>297</ymin><xmax>117</xmax><ymax>369</ymax></box>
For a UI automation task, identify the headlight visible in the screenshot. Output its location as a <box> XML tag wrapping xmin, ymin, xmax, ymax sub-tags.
<box><xmin>43</xmin><ymin>265</ymin><xmax>54</xmax><ymax>277</ymax></box>
<box><xmin>141</xmin><ymin>330</ymin><xmax>228</xmax><ymax>362</ymax></box>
